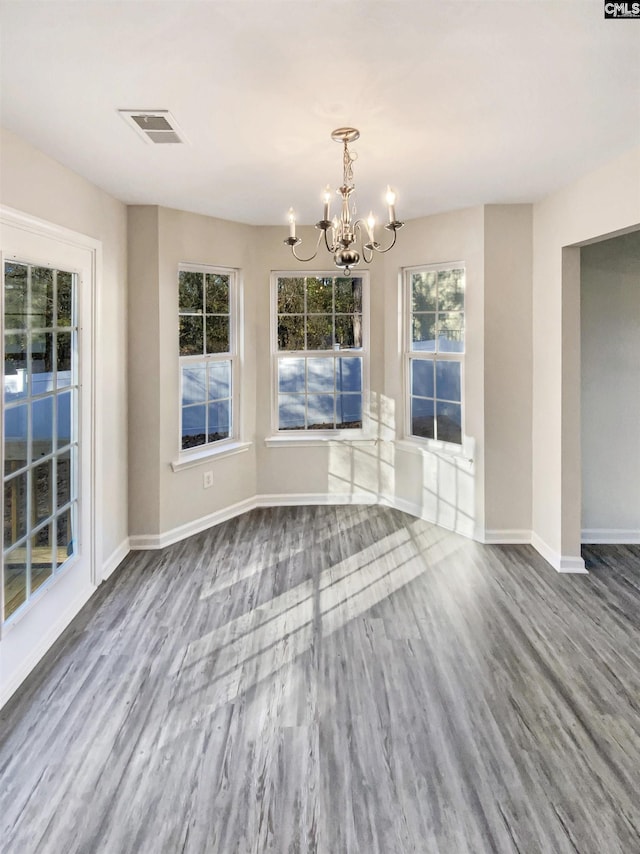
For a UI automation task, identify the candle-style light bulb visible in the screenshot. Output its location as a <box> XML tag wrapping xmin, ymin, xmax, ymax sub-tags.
<box><xmin>366</xmin><ymin>211</ymin><xmax>376</xmax><ymax>243</ymax></box>
<box><xmin>322</xmin><ymin>185</ymin><xmax>332</xmax><ymax>221</ymax></box>
<box><xmin>385</xmin><ymin>186</ymin><xmax>397</xmax><ymax>224</ymax></box>
<box><xmin>288</xmin><ymin>207</ymin><xmax>296</xmax><ymax>239</ymax></box>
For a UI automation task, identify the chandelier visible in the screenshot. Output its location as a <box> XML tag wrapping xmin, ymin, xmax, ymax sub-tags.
<box><xmin>284</xmin><ymin>127</ymin><xmax>403</xmax><ymax>275</ymax></box>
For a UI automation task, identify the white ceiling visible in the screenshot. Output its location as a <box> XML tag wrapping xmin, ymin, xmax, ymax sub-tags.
<box><xmin>1</xmin><ymin>1</ymin><xmax>639</xmax><ymax>226</ymax></box>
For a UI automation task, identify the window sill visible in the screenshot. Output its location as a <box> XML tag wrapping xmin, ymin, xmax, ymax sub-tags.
<box><xmin>171</xmin><ymin>440</ymin><xmax>251</xmax><ymax>472</ymax></box>
<box><xmin>395</xmin><ymin>437</ymin><xmax>474</xmax><ymax>464</ymax></box>
<box><xmin>265</xmin><ymin>434</ymin><xmax>378</xmax><ymax>448</ymax></box>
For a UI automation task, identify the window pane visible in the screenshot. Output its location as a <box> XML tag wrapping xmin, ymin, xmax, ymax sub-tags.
<box><xmin>307</xmin><ymin>394</ymin><xmax>335</xmax><ymax>429</ymax></box>
<box><xmin>306</xmin><ymin>315</ymin><xmax>333</xmax><ymax>350</ymax></box>
<box><xmin>205</xmin><ymin>273</ymin><xmax>229</xmax><ymax>313</ymax></box>
<box><xmin>307</xmin><ymin>358</ymin><xmax>334</xmax><ymax>393</ymax></box>
<box><xmin>278</xmin><ymin>315</ymin><xmax>305</xmax><ymax>351</ymax></box>
<box><xmin>179</xmin><ymin>271</ymin><xmax>203</xmax><ymax>313</ymax></box>
<box><xmin>57</xmin><ymin>390</ymin><xmax>72</xmax><ymax>448</ymax></box>
<box><xmin>57</xmin><ymin>271</ymin><xmax>73</xmax><ymax>326</ymax></box>
<box><xmin>437</xmin><ymin>312</ymin><xmax>464</xmax><ymax>352</ymax></box>
<box><xmin>438</xmin><ymin>268</ymin><xmax>465</xmax><ymax>311</ymax></box>
<box><xmin>206</xmin><ymin>316</ymin><xmax>230</xmax><ymax>354</ymax></box>
<box><xmin>31</xmin><ymin>332</ymin><xmax>54</xmax><ymax>393</ymax></box>
<box><xmin>182</xmin><ymin>364</ymin><xmax>207</xmax><ymax>405</ymax></box>
<box><xmin>32</xmin><ymin>525</ymin><xmax>53</xmax><ymax>593</ymax></box>
<box><xmin>4</xmin><ymin>332</ymin><xmax>28</xmax><ymax>402</ymax></box>
<box><xmin>412</xmin><ymin>313</ymin><xmax>436</xmax><ymax>352</ymax></box>
<box><xmin>436</xmin><ymin>401</ymin><xmax>462</xmax><ymax>445</ymax></box>
<box><xmin>208</xmin><ymin>361</ymin><xmax>231</xmax><ymax>400</ymax></box>
<box><xmin>336</xmin><ymin>357</ymin><xmax>362</xmax><ymax>393</ymax></box>
<box><xmin>436</xmin><ymin>361</ymin><xmax>461</xmax><ymax>403</ymax></box>
<box><xmin>4</xmin><ymin>403</ymin><xmax>28</xmax><ymax>473</ymax></box>
<box><xmin>277</xmin><ymin>277</ymin><xmax>305</xmax><ymax>314</ymax></box>
<box><xmin>56</xmin><ymin>331</ymin><xmax>73</xmax><ymax>389</ymax></box>
<box><xmin>4</xmin><ymin>546</ymin><xmax>27</xmax><ymax>619</ymax></box>
<box><xmin>32</xmin><ymin>396</ymin><xmax>53</xmax><ymax>459</ymax></box>
<box><xmin>4</xmin><ymin>263</ymin><xmax>28</xmax><ymax>330</ymax></box>
<box><xmin>334</xmin><ymin>314</ymin><xmax>362</xmax><ymax>349</ymax></box>
<box><xmin>181</xmin><ymin>404</ymin><xmax>206</xmax><ymax>449</ymax></box>
<box><xmin>57</xmin><ymin>449</ymin><xmax>72</xmax><ymax>509</ymax></box>
<box><xmin>278</xmin><ymin>394</ymin><xmax>306</xmax><ymax>430</ymax></box>
<box><xmin>57</xmin><ymin>508</ymin><xmax>75</xmax><ymax>568</ymax></box>
<box><xmin>336</xmin><ymin>394</ymin><xmax>362</xmax><ymax>428</ymax></box>
<box><xmin>278</xmin><ymin>358</ymin><xmax>305</xmax><ymax>393</ymax></box>
<box><xmin>411</xmin><ymin>359</ymin><xmax>434</xmax><ymax>399</ymax></box>
<box><xmin>335</xmin><ymin>277</ymin><xmax>362</xmax><ymax>313</ymax></box>
<box><xmin>4</xmin><ymin>471</ymin><xmax>28</xmax><ymax>548</ymax></box>
<box><xmin>208</xmin><ymin>401</ymin><xmax>230</xmax><ymax>442</ymax></box>
<box><xmin>306</xmin><ymin>277</ymin><xmax>333</xmax><ymax>313</ymax></box>
<box><xmin>179</xmin><ymin>316</ymin><xmax>204</xmax><ymax>356</ymax></box>
<box><xmin>412</xmin><ymin>271</ymin><xmax>437</xmax><ymax>312</ymax></box>
<box><xmin>411</xmin><ymin>397</ymin><xmax>435</xmax><ymax>439</ymax></box>
<box><xmin>32</xmin><ymin>459</ymin><xmax>52</xmax><ymax>526</ymax></box>
<box><xmin>31</xmin><ymin>267</ymin><xmax>54</xmax><ymax>329</ymax></box>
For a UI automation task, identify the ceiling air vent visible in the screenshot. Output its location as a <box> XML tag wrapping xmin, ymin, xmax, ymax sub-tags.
<box><xmin>118</xmin><ymin>110</ymin><xmax>188</xmax><ymax>145</ymax></box>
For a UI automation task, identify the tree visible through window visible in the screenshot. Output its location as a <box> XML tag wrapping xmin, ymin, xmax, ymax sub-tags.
<box><xmin>406</xmin><ymin>265</ymin><xmax>465</xmax><ymax>445</ymax></box>
<box><xmin>178</xmin><ymin>266</ymin><xmax>236</xmax><ymax>451</ymax></box>
<box><xmin>273</xmin><ymin>274</ymin><xmax>367</xmax><ymax>432</ymax></box>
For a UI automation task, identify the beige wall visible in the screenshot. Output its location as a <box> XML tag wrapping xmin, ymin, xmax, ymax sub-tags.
<box><xmin>581</xmin><ymin>232</ymin><xmax>640</xmax><ymax>537</ymax></box>
<box><xmin>532</xmin><ymin>145</ymin><xmax>640</xmax><ymax>564</ymax></box>
<box><xmin>483</xmin><ymin>205</ymin><xmax>533</xmax><ymax>536</ymax></box>
<box><xmin>1</xmin><ymin>127</ymin><xmax>129</xmax><ymax>568</ymax></box>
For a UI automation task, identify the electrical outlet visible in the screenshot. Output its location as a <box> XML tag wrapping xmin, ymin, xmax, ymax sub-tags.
<box><xmin>203</xmin><ymin>470</ymin><xmax>214</xmax><ymax>489</ymax></box>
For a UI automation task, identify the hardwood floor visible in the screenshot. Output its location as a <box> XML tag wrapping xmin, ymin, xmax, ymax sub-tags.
<box><xmin>1</xmin><ymin>506</ymin><xmax>639</xmax><ymax>853</ymax></box>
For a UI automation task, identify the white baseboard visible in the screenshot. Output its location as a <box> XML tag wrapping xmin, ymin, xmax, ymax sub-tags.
<box><xmin>531</xmin><ymin>532</ymin><xmax>587</xmax><ymax>573</ymax></box>
<box><xmin>0</xmin><ymin>582</ymin><xmax>95</xmax><ymax>711</ymax></box>
<box><xmin>129</xmin><ymin>496</ymin><xmax>258</xmax><ymax>550</ymax></box>
<box><xmin>256</xmin><ymin>491</ymin><xmax>378</xmax><ymax>508</ymax></box>
<box><xmin>101</xmin><ymin>538</ymin><xmax>130</xmax><ymax>581</ymax></box>
<box><xmin>582</xmin><ymin>528</ymin><xmax>640</xmax><ymax>544</ymax></box>
<box><xmin>483</xmin><ymin>529</ymin><xmax>532</xmax><ymax>544</ymax></box>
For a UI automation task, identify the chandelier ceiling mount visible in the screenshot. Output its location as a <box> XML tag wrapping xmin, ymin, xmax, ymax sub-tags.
<box><xmin>284</xmin><ymin>127</ymin><xmax>403</xmax><ymax>275</ymax></box>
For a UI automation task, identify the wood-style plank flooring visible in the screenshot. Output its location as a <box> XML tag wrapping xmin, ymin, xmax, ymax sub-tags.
<box><xmin>1</xmin><ymin>505</ymin><xmax>639</xmax><ymax>853</ymax></box>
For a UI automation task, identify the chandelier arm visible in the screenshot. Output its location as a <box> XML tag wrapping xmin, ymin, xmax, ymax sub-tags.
<box><xmin>289</xmin><ymin>230</ymin><xmax>324</xmax><ymax>263</ymax></box>
<box><xmin>323</xmin><ymin>227</ymin><xmax>337</xmax><ymax>254</ymax></box>
<box><xmin>370</xmin><ymin>226</ymin><xmax>400</xmax><ymax>255</ymax></box>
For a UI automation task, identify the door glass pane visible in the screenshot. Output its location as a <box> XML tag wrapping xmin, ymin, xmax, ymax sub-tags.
<box><xmin>57</xmin><ymin>271</ymin><xmax>73</xmax><ymax>326</ymax></box>
<box><xmin>2</xmin><ymin>261</ymin><xmax>79</xmax><ymax>621</ymax></box>
<box><xmin>31</xmin><ymin>267</ymin><xmax>54</xmax><ymax>329</ymax></box>
<box><xmin>57</xmin><ymin>508</ymin><xmax>74</xmax><ymax>568</ymax></box>
<box><xmin>32</xmin><ymin>459</ymin><xmax>52</xmax><ymax>526</ymax></box>
<box><xmin>4</xmin><ymin>263</ymin><xmax>28</xmax><ymax>330</ymax></box>
<box><xmin>57</xmin><ymin>449</ymin><xmax>72</xmax><ymax>509</ymax></box>
<box><xmin>4</xmin><ymin>331</ymin><xmax>28</xmax><ymax>402</ymax></box>
<box><xmin>32</xmin><ymin>525</ymin><xmax>54</xmax><ymax>592</ymax></box>
<box><xmin>4</xmin><ymin>470</ymin><xmax>28</xmax><ymax>548</ymax></box>
<box><xmin>32</xmin><ymin>396</ymin><xmax>54</xmax><ymax>459</ymax></box>
<box><xmin>4</xmin><ymin>545</ymin><xmax>27</xmax><ymax>620</ymax></box>
<box><xmin>56</xmin><ymin>331</ymin><xmax>72</xmax><ymax>388</ymax></box>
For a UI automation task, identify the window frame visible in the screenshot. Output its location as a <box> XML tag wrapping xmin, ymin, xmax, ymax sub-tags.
<box><xmin>403</xmin><ymin>262</ymin><xmax>466</xmax><ymax>451</ymax></box>
<box><xmin>270</xmin><ymin>270</ymin><xmax>370</xmax><ymax>440</ymax></box>
<box><xmin>177</xmin><ymin>262</ymin><xmax>240</xmax><ymax>459</ymax></box>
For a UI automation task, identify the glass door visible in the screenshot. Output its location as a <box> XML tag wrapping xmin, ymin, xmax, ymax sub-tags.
<box><xmin>3</xmin><ymin>261</ymin><xmax>79</xmax><ymax>620</ymax></box>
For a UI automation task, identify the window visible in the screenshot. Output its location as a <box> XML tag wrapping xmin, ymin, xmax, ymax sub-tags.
<box><xmin>178</xmin><ymin>264</ymin><xmax>237</xmax><ymax>452</ymax></box>
<box><xmin>272</xmin><ymin>273</ymin><xmax>368</xmax><ymax>433</ymax></box>
<box><xmin>405</xmin><ymin>264</ymin><xmax>465</xmax><ymax>446</ymax></box>
<box><xmin>3</xmin><ymin>261</ymin><xmax>78</xmax><ymax>620</ymax></box>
